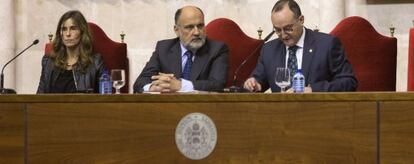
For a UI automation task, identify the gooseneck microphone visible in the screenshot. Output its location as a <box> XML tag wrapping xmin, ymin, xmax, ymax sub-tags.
<box><xmin>0</xmin><ymin>39</ymin><xmax>39</xmax><ymax>94</ymax></box>
<box><xmin>224</xmin><ymin>30</ymin><xmax>275</xmax><ymax>92</ymax></box>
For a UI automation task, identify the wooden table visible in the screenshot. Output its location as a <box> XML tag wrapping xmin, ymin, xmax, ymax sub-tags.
<box><xmin>1</xmin><ymin>92</ymin><xmax>413</xmax><ymax>163</ymax></box>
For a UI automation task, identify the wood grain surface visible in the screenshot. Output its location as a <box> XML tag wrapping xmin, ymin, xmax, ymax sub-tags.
<box><xmin>381</xmin><ymin>101</ymin><xmax>414</xmax><ymax>164</ymax></box>
<box><xmin>26</xmin><ymin>101</ymin><xmax>377</xmax><ymax>163</ymax></box>
<box><xmin>0</xmin><ymin>103</ymin><xmax>25</xmax><ymax>164</ymax></box>
<box><xmin>1</xmin><ymin>92</ymin><xmax>414</xmax><ymax>103</ymax></box>
<box><xmin>2</xmin><ymin>93</ymin><xmax>414</xmax><ymax>163</ymax></box>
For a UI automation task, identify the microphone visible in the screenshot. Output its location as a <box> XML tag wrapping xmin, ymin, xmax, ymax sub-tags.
<box><xmin>1</xmin><ymin>39</ymin><xmax>39</xmax><ymax>94</ymax></box>
<box><xmin>224</xmin><ymin>30</ymin><xmax>275</xmax><ymax>93</ymax></box>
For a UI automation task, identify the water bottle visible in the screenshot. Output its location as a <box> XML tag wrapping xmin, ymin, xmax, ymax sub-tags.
<box><xmin>292</xmin><ymin>69</ymin><xmax>305</xmax><ymax>93</ymax></box>
<box><xmin>99</xmin><ymin>69</ymin><xmax>112</xmax><ymax>94</ymax></box>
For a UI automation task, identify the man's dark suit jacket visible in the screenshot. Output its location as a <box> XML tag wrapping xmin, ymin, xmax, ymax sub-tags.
<box><xmin>251</xmin><ymin>28</ymin><xmax>357</xmax><ymax>92</ymax></box>
<box><xmin>133</xmin><ymin>38</ymin><xmax>229</xmax><ymax>93</ymax></box>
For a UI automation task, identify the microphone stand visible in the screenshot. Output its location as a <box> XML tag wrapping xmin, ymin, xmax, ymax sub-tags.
<box><xmin>1</xmin><ymin>39</ymin><xmax>39</xmax><ymax>94</ymax></box>
<box><xmin>224</xmin><ymin>30</ymin><xmax>275</xmax><ymax>93</ymax></box>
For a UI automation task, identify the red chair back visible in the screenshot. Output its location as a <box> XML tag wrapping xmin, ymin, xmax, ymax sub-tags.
<box><xmin>45</xmin><ymin>22</ymin><xmax>129</xmax><ymax>93</ymax></box>
<box><xmin>330</xmin><ymin>16</ymin><xmax>397</xmax><ymax>91</ymax></box>
<box><xmin>408</xmin><ymin>28</ymin><xmax>414</xmax><ymax>91</ymax></box>
<box><xmin>205</xmin><ymin>18</ymin><xmax>264</xmax><ymax>87</ymax></box>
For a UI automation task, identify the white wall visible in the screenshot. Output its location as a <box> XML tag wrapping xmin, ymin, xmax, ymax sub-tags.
<box><xmin>1</xmin><ymin>0</ymin><xmax>412</xmax><ymax>93</ymax></box>
<box><xmin>0</xmin><ymin>0</ymin><xmax>15</xmax><ymax>90</ymax></box>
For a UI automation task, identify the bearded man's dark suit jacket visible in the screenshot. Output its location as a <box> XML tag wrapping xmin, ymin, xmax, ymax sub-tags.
<box><xmin>251</xmin><ymin>28</ymin><xmax>357</xmax><ymax>92</ymax></box>
<box><xmin>133</xmin><ymin>38</ymin><xmax>229</xmax><ymax>93</ymax></box>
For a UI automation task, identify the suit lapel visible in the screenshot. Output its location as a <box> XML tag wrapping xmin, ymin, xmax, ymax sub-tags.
<box><xmin>301</xmin><ymin>28</ymin><xmax>316</xmax><ymax>82</ymax></box>
<box><xmin>190</xmin><ymin>41</ymin><xmax>210</xmax><ymax>81</ymax></box>
<box><xmin>275</xmin><ymin>43</ymin><xmax>287</xmax><ymax>92</ymax></box>
<box><xmin>270</xmin><ymin>43</ymin><xmax>286</xmax><ymax>82</ymax></box>
<box><xmin>168</xmin><ymin>40</ymin><xmax>183</xmax><ymax>77</ymax></box>
<box><xmin>276</xmin><ymin>44</ymin><xmax>286</xmax><ymax>68</ymax></box>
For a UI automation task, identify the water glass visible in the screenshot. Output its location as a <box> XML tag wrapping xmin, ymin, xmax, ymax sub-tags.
<box><xmin>274</xmin><ymin>67</ymin><xmax>290</xmax><ymax>93</ymax></box>
<box><xmin>111</xmin><ymin>69</ymin><xmax>125</xmax><ymax>94</ymax></box>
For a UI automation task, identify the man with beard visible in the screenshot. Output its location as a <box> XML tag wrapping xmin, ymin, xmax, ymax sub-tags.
<box><xmin>243</xmin><ymin>0</ymin><xmax>357</xmax><ymax>93</ymax></box>
<box><xmin>133</xmin><ymin>6</ymin><xmax>229</xmax><ymax>93</ymax></box>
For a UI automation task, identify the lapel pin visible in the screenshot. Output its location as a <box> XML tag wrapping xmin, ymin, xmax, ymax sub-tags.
<box><xmin>309</xmin><ymin>49</ymin><xmax>313</xmax><ymax>53</ymax></box>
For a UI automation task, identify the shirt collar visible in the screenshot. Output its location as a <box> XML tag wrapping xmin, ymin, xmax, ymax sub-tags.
<box><xmin>180</xmin><ymin>43</ymin><xmax>189</xmax><ymax>58</ymax></box>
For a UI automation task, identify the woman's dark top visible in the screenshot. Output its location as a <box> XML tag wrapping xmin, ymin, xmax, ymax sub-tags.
<box><xmin>49</xmin><ymin>69</ymin><xmax>77</xmax><ymax>93</ymax></box>
<box><xmin>37</xmin><ymin>53</ymin><xmax>105</xmax><ymax>93</ymax></box>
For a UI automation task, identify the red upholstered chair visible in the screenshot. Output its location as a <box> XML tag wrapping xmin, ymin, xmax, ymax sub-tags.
<box><xmin>407</xmin><ymin>28</ymin><xmax>414</xmax><ymax>91</ymax></box>
<box><xmin>330</xmin><ymin>16</ymin><xmax>397</xmax><ymax>91</ymax></box>
<box><xmin>45</xmin><ymin>22</ymin><xmax>129</xmax><ymax>93</ymax></box>
<box><xmin>205</xmin><ymin>18</ymin><xmax>264</xmax><ymax>88</ymax></box>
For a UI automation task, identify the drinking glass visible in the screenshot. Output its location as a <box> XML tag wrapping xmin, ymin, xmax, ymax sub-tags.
<box><xmin>111</xmin><ymin>69</ymin><xmax>125</xmax><ymax>94</ymax></box>
<box><xmin>274</xmin><ymin>67</ymin><xmax>290</xmax><ymax>93</ymax></box>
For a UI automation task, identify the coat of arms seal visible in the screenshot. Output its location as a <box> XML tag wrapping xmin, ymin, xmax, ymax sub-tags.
<box><xmin>175</xmin><ymin>112</ymin><xmax>217</xmax><ymax>160</ymax></box>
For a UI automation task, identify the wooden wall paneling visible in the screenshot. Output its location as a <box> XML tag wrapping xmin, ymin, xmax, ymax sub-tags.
<box><xmin>26</xmin><ymin>100</ymin><xmax>377</xmax><ymax>163</ymax></box>
<box><xmin>0</xmin><ymin>103</ymin><xmax>25</xmax><ymax>163</ymax></box>
<box><xmin>380</xmin><ymin>101</ymin><xmax>414</xmax><ymax>163</ymax></box>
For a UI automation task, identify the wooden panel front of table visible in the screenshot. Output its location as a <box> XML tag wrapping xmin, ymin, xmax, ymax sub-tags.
<box><xmin>1</xmin><ymin>93</ymin><xmax>413</xmax><ymax>163</ymax></box>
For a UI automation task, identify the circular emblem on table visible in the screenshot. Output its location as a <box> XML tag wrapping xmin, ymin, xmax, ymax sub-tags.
<box><xmin>175</xmin><ymin>112</ymin><xmax>217</xmax><ymax>160</ymax></box>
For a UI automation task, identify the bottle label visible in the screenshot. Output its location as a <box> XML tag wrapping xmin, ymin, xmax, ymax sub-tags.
<box><xmin>99</xmin><ymin>71</ymin><xmax>111</xmax><ymax>94</ymax></box>
<box><xmin>293</xmin><ymin>73</ymin><xmax>305</xmax><ymax>93</ymax></box>
<box><xmin>99</xmin><ymin>81</ymin><xmax>112</xmax><ymax>94</ymax></box>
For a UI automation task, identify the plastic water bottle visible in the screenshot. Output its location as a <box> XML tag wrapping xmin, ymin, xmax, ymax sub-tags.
<box><xmin>292</xmin><ymin>69</ymin><xmax>305</xmax><ymax>93</ymax></box>
<box><xmin>99</xmin><ymin>70</ymin><xmax>112</xmax><ymax>94</ymax></box>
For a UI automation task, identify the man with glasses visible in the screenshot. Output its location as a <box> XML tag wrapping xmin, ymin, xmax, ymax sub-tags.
<box><xmin>134</xmin><ymin>6</ymin><xmax>229</xmax><ymax>93</ymax></box>
<box><xmin>244</xmin><ymin>0</ymin><xmax>357</xmax><ymax>92</ymax></box>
